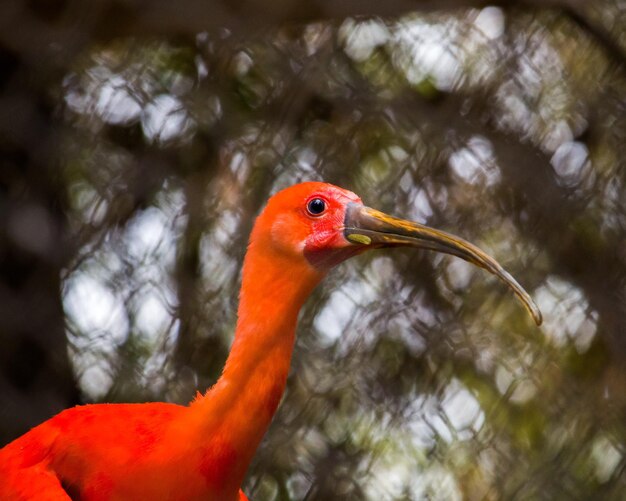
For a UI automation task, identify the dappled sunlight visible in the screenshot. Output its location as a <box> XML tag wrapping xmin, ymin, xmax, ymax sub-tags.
<box><xmin>535</xmin><ymin>275</ymin><xmax>597</xmax><ymax>352</ymax></box>
<box><xmin>448</xmin><ymin>135</ymin><xmax>502</xmax><ymax>187</ymax></box>
<box><xmin>65</xmin><ymin>71</ymin><xmax>141</xmax><ymax>126</ymax></box>
<box><xmin>142</xmin><ymin>94</ymin><xmax>196</xmax><ymax>144</ymax></box>
<box><xmin>339</xmin><ymin>19</ymin><xmax>390</xmax><ymax>63</ymax></box>
<box><xmin>591</xmin><ymin>434</ymin><xmax>623</xmax><ymax>484</ymax></box>
<box><xmin>391</xmin><ymin>7</ymin><xmax>507</xmax><ymax>92</ymax></box>
<box><xmin>550</xmin><ymin>140</ymin><xmax>593</xmax><ymax>188</ymax></box>
<box><xmin>62</xmin><ymin>195</ymin><xmax>185</xmax><ymax>401</ymax></box>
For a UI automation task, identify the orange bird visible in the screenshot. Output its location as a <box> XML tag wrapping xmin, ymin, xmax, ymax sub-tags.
<box><xmin>0</xmin><ymin>182</ymin><xmax>541</xmax><ymax>500</ymax></box>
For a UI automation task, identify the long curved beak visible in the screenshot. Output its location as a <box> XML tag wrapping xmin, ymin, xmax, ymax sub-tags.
<box><xmin>344</xmin><ymin>203</ymin><xmax>542</xmax><ymax>326</ymax></box>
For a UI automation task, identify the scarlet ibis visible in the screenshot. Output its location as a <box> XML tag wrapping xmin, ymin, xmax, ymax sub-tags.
<box><xmin>0</xmin><ymin>182</ymin><xmax>541</xmax><ymax>500</ymax></box>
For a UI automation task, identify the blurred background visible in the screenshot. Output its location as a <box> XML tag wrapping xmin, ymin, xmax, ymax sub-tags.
<box><xmin>1</xmin><ymin>1</ymin><xmax>625</xmax><ymax>499</ymax></box>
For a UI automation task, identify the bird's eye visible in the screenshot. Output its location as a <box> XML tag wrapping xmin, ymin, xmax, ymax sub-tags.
<box><xmin>307</xmin><ymin>198</ymin><xmax>326</xmax><ymax>216</ymax></box>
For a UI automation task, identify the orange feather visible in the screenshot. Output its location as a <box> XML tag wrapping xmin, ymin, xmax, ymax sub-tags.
<box><xmin>0</xmin><ymin>183</ymin><xmax>351</xmax><ymax>500</ymax></box>
<box><xmin>0</xmin><ymin>182</ymin><xmax>540</xmax><ymax>499</ymax></box>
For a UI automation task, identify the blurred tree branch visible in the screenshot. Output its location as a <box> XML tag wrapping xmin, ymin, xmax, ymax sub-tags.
<box><xmin>1</xmin><ymin>1</ymin><xmax>624</xmax><ymax>70</ymax></box>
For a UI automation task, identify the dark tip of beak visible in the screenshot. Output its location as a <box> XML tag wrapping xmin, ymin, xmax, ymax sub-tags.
<box><xmin>344</xmin><ymin>203</ymin><xmax>542</xmax><ymax>326</ymax></box>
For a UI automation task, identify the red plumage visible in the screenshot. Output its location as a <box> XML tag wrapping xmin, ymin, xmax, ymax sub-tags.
<box><xmin>0</xmin><ymin>182</ymin><xmax>540</xmax><ymax>499</ymax></box>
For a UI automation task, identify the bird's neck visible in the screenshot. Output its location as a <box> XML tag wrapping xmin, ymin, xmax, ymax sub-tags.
<box><xmin>189</xmin><ymin>241</ymin><xmax>323</xmax><ymax>483</ymax></box>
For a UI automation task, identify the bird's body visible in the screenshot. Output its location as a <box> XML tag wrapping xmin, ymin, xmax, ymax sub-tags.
<box><xmin>0</xmin><ymin>182</ymin><xmax>541</xmax><ymax>500</ymax></box>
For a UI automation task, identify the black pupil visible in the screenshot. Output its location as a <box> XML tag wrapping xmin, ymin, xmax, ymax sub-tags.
<box><xmin>307</xmin><ymin>198</ymin><xmax>325</xmax><ymax>215</ymax></box>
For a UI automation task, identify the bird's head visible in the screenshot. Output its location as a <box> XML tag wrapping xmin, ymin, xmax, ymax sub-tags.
<box><xmin>252</xmin><ymin>181</ymin><xmax>541</xmax><ymax>325</ymax></box>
